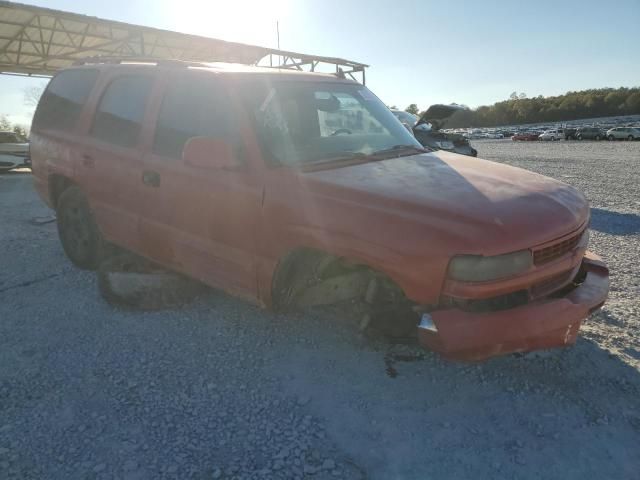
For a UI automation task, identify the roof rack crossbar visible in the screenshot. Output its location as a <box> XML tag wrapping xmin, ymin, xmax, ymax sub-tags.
<box><xmin>71</xmin><ymin>56</ymin><xmax>206</xmax><ymax>68</ymax></box>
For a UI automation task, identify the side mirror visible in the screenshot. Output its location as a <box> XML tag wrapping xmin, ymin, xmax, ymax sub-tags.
<box><xmin>182</xmin><ymin>136</ymin><xmax>237</xmax><ymax>170</ymax></box>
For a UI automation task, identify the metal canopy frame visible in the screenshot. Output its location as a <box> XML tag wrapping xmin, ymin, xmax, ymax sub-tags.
<box><xmin>0</xmin><ymin>1</ymin><xmax>367</xmax><ymax>83</ymax></box>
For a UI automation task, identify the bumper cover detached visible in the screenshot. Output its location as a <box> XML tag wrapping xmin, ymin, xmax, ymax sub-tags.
<box><xmin>418</xmin><ymin>253</ymin><xmax>609</xmax><ymax>361</ymax></box>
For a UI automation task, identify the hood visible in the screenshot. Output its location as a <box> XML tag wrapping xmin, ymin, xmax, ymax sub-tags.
<box><xmin>300</xmin><ymin>152</ymin><xmax>589</xmax><ymax>255</ymax></box>
<box><xmin>417</xmin><ymin>104</ymin><xmax>468</xmax><ymax>130</ymax></box>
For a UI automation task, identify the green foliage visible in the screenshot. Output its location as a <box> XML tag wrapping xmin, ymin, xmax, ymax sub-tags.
<box><xmin>0</xmin><ymin>115</ymin><xmax>29</xmax><ymax>136</ymax></box>
<box><xmin>0</xmin><ymin>115</ymin><xmax>12</xmax><ymax>131</ymax></box>
<box><xmin>405</xmin><ymin>103</ymin><xmax>420</xmax><ymax>115</ymax></box>
<box><xmin>12</xmin><ymin>125</ymin><xmax>28</xmax><ymax>138</ymax></box>
<box><xmin>445</xmin><ymin>87</ymin><xmax>640</xmax><ymax>128</ymax></box>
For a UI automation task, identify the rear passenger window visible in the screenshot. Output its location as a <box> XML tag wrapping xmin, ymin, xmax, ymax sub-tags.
<box><xmin>91</xmin><ymin>76</ymin><xmax>152</xmax><ymax>148</ymax></box>
<box><xmin>152</xmin><ymin>76</ymin><xmax>235</xmax><ymax>159</ymax></box>
<box><xmin>32</xmin><ymin>69</ymin><xmax>98</xmax><ymax>132</ymax></box>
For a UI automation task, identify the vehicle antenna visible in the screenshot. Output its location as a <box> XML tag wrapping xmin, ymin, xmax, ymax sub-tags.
<box><xmin>276</xmin><ymin>21</ymin><xmax>281</xmax><ymax>71</ymax></box>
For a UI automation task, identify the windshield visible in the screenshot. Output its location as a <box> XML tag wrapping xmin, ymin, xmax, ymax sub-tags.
<box><xmin>240</xmin><ymin>80</ymin><xmax>421</xmax><ymax>166</ymax></box>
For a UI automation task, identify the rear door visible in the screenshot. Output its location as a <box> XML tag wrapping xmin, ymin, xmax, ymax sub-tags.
<box><xmin>138</xmin><ymin>71</ymin><xmax>262</xmax><ymax>299</ymax></box>
<box><xmin>30</xmin><ymin>68</ymin><xmax>100</xmax><ymax>197</ymax></box>
<box><xmin>76</xmin><ymin>71</ymin><xmax>157</xmax><ymax>252</ymax></box>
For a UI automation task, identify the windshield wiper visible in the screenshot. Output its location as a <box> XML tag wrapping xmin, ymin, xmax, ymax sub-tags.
<box><xmin>306</xmin><ymin>151</ymin><xmax>368</xmax><ymax>164</ymax></box>
<box><xmin>371</xmin><ymin>144</ymin><xmax>427</xmax><ymax>156</ymax></box>
<box><xmin>303</xmin><ymin>145</ymin><xmax>425</xmax><ymax>169</ymax></box>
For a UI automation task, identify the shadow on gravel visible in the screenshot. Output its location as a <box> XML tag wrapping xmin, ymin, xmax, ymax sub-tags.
<box><xmin>590</xmin><ymin>207</ymin><xmax>640</xmax><ymax>235</ymax></box>
<box><xmin>279</xmin><ymin>310</ymin><xmax>640</xmax><ymax>480</ymax></box>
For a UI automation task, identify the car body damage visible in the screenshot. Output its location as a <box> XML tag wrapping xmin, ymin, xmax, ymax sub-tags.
<box><xmin>412</xmin><ymin>104</ymin><xmax>478</xmax><ymax>157</ymax></box>
<box><xmin>262</xmin><ymin>150</ymin><xmax>606</xmax><ymax>359</ymax></box>
<box><xmin>30</xmin><ymin>63</ymin><xmax>609</xmax><ymax>361</ymax></box>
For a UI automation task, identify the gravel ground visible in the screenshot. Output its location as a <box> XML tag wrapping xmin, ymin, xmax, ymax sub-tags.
<box><xmin>1</xmin><ymin>139</ymin><xmax>639</xmax><ymax>480</ymax></box>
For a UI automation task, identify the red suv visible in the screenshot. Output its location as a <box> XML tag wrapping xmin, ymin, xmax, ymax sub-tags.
<box><xmin>31</xmin><ymin>60</ymin><xmax>609</xmax><ymax>361</ymax></box>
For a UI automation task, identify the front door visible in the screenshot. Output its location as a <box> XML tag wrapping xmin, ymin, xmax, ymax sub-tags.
<box><xmin>138</xmin><ymin>71</ymin><xmax>262</xmax><ymax>300</ymax></box>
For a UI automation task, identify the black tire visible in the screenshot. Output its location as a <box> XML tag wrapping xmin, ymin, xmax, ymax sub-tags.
<box><xmin>577</xmin><ymin>135</ymin><xmax>582</xmax><ymax>140</ymax></box>
<box><xmin>608</xmin><ymin>135</ymin><xmax>615</xmax><ymax>141</ymax></box>
<box><xmin>628</xmin><ymin>135</ymin><xmax>634</xmax><ymax>141</ymax></box>
<box><xmin>56</xmin><ymin>186</ymin><xmax>103</xmax><ymax>270</ymax></box>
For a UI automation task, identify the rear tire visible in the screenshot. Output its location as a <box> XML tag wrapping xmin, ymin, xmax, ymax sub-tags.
<box><xmin>56</xmin><ymin>186</ymin><xmax>103</xmax><ymax>270</ymax></box>
<box><xmin>628</xmin><ymin>135</ymin><xmax>634</xmax><ymax>141</ymax></box>
<box><xmin>577</xmin><ymin>135</ymin><xmax>582</xmax><ymax>140</ymax></box>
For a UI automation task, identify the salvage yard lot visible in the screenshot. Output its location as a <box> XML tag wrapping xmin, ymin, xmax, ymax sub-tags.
<box><xmin>1</xmin><ymin>140</ymin><xmax>639</xmax><ymax>480</ymax></box>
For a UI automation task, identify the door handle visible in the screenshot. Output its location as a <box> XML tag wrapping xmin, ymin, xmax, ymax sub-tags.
<box><xmin>142</xmin><ymin>170</ymin><xmax>161</xmax><ymax>187</ymax></box>
<box><xmin>81</xmin><ymin>154</ymin><xmax>94</xmax><ymax>167</ymax></box>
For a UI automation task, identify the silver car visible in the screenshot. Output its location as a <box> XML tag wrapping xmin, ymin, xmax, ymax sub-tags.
<box><xmin>0</xmin><ymin>131</ymin><xmax>30</xmax><ymax>171</ymax></box>
<box><xmin>606</xmin><ymin>127</ymin><xmax>640</xmax><ymax>141</ymax></box>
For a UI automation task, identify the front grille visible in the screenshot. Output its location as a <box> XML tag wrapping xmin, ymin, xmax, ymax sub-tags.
<box><xmin>531</xmin><ymin>270</ymin><xmax>573</xmax><ymax>299</ymax></box>
<box><xmin>442</xmin><ymin>290</ymin><xmax>529</xmax><ymax>313</ymax></box>
<box><xmin>533</xmin><ymin>230</ymin><xmax>583</xmax><ymax>265</ymax></box>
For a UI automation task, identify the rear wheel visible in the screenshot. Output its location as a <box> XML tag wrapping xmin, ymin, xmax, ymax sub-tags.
<box><xmin>628</xmin><ymin>135</ymin><xmax>635</xmax><ymax>141</ymax></box>
<box><xmin>56</xmin><ymin>186</ymin><xmax>103</xmax><ymax>270</ymax></box>
<box><xmin>577</xmin><ymin>135</ymin><xmax>582</xmax><ymax>140</ymax></box>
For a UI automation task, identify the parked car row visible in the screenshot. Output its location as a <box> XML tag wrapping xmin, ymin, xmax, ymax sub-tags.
<box><xmin>512</xmin><ymin>126</ymin><xmax>640</xmax><ymax>142</ymax></box>
<box><xmin>442</xmin><ymin>115</ymin><xmax>640</xmax><ymax>143</ymax></box>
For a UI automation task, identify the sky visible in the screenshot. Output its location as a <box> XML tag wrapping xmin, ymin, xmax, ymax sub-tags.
<box><xmin>1</xmin><ymin>0</ymin><xmax>639</xmax><ymax>127</ymax></box>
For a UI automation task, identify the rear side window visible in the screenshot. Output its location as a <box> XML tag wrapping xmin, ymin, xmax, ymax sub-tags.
<box><xmin>91</xmin><ymin>76</ymin><xmax>152</xmax><ymax>148</ymax></box>
<box><xmin>32</xmin><ymin>69</ymin><xmax>98</xmax><ymax>132</ymax></box>
<box><xmin>152</xmin><ymin>75</ymin><xmax>235</xmax><ymax>159</ymax></box>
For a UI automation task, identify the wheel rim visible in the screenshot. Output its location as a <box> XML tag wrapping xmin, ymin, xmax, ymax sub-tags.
<box><xmin>61</xmin><ymin>204</ymin><xmax>91</xmax><ymax>260</ymax></box>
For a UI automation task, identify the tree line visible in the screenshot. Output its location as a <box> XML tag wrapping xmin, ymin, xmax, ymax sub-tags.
<box><xmin>402</xmin><ymin>87</ymin><xmax>640</xmax><ymax>128</ymax></box>
<box><xmin>0</xmin><ymin>115</ymin><xmax>28</xmax><ymax>138</ymax></box>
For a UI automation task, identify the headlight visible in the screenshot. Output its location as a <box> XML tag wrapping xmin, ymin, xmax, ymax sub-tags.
<box><xmin>448</xmin><ymin>250</ymin><xmax>532</xmax><ymax>282</ymax></box>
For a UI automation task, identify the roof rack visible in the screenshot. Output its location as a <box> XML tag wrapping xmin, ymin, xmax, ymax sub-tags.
<box><xmin>0</xmin><ymin>2</ymin><xmax>368</xmax><ymax>83</ymax></box>
<box><xmin>71</xmin><ymin>55</ymin><xmax>367</xmax><ymax>84</ymax></box>
<box><xmin>71</xmin><ymin>56</ymin><xmax>206</xmax><ymax>68</ymax></box>
<box><xmin>255</xmin><ymin>49</ymin><xmax>367</xmax><ymax>84</ymax></box>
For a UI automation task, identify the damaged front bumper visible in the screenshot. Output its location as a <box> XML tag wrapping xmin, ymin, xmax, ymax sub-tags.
<box><xmin>418</xmin><ymin>252</ymin><xmax>609</xmax><ymax>361</ymax></box>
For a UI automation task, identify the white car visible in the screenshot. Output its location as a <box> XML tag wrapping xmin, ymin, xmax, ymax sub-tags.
<box><xmin>538</xmin><ymin>129</ymin><xmax>564</xmax><ymax>141</ymax></box>
<box><xmin>0</xmin><ymin>131</ymin><xmax>30</xmax><ymax>171</ymax></box>
<box><xmin>606</xmin><ymin>127</ymin><xmax>640</xmax><ymax>141</ymax></box>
